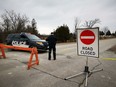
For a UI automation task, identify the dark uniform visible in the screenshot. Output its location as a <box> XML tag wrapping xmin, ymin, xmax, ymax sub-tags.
<box><xmin>46</xmin><ymin>33</ymin><xmax>57</xmax><ymax>60</ymax></box>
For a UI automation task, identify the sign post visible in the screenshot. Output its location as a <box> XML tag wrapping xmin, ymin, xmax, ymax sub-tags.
<box><xmin>64</xmin><ymin>27</ymin><xmax>103</xmax><ymax>87</ymax></box>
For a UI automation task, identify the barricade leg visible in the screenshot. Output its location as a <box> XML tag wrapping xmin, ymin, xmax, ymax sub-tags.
<box><xmin>0</xmin><ymin>47</ymin><xmax>6</xmax><ymax>58</ymax></box>
<box><xmin>28</xmin><ymin>52</ymin><xmax>34</xmax><ymax>69</ymax></box>
<box><xmin>34</xmin><ymin>48</ymin><xmax>39</xmax><ymax>65</ymax></box>
<box><xmin>27</xmin><ymin>47</ymin><xmax>39</xmax><ymax>69</ymax></box>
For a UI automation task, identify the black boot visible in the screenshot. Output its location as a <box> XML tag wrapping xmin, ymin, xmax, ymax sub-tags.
<box><xmin>53</xmin><ymin>51</ymin><xmax>56</xmax><ymax>60</ymax></box>
<box><xmin>48</xmin><ymin>51</ymin><xmax>51</xmax><ymax>60</ymax></box>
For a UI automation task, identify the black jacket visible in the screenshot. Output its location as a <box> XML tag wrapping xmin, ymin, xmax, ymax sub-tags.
<box><xmin>46</xmin><ymin>35</ymin><xmax>57</xmax><ymax>47</ymax></box>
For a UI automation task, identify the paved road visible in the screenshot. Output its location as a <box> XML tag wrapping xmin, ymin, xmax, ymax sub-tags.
<box><xmin>0</xmin><ymin>38</ymin><xmax>116</xmax><ymax>87</ymax></box>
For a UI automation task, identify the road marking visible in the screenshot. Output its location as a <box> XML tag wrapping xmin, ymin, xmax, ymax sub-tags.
<box><xmin>102</xmin><ymin>58</ymin><xmax>116</xmax><ymax>60</ymax></box>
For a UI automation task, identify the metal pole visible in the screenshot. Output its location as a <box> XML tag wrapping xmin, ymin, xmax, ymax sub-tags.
<box><xmin>85</xmin><ymin>56</ymin><xmax>89</xmax><ymax>86</ymax></box>
<box><xmin>86</xmin><ymin>56</ymin><xmax>88</xmax><ymax>66</ymax></box>
<box><xmin>84</xmin><ymin>57</ymin><xmax>89</xmax><ymax>72</ymax></box>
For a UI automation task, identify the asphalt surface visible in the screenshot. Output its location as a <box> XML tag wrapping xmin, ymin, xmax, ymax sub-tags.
<box><xmin>0</xmin><ymin>38</ymin><xmax>116</xmax><ymax>87</ymax></box>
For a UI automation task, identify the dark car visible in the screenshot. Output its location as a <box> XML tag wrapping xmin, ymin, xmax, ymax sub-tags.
<box><xmin>6</xmin><ymin>32</ymin><xmax>48</xmax><ymax>51</ymax></box>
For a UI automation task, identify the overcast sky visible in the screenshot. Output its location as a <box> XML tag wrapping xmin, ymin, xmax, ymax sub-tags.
<box><xmin>0</xmin><ymin>0</ymin><xmax>116</xmax><ymax>34</ymax></box>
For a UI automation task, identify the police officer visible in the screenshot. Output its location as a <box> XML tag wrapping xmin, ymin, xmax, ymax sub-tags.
<box><xmin>46</xmin><ymin>32</ymin><xmax>57</xmax><ymax>60</ymax></box>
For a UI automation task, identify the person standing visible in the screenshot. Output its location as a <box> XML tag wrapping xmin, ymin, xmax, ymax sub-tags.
<box><xmin>46</xmin><ymin>32</ymin><xmax>57</xmax><ymax>60</ymax></box>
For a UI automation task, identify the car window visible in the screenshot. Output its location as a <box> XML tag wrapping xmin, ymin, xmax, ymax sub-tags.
<box><xmin>6</xmin><ymin>34</ymin><xmax>14</xmax><ymax>40</ymax></box>
<box><xmin>13</xmin><ymin>34</ymin><xmax>20</xmax><ymax>40</ymax></box>
<box><xmin>26</xmin><ymin>34</ymin><xmax>41</xmax><ymax>40</ymax></box>
<box><xmin>20</xmin><ymin>37</ymin><xmax>28</xmax><ymax>41</ymax></box>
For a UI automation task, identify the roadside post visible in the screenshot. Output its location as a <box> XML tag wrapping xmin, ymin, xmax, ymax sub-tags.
<box><xmin>64</xmin><ymin>27</ymin><xmax>103</xmax><ymax>86</ymax></box>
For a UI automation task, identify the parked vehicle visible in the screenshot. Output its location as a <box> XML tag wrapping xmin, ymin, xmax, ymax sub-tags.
<box><xmin>6</xmin><ymin>32</ymin><xmax>48</xmax><ymax>51</ymax></box>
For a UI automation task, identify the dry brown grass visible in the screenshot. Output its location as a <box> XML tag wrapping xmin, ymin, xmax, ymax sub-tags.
<box><xmin>108</xmin><ymin>45</ymin><xmax>116</xmax><ymax>54</ymax></box>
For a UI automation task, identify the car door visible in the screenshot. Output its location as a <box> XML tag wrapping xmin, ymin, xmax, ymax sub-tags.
<box><xmin>19</xmin><ymin>36</ymin><xmax>29</xmax><ymax>48</ymax></box>
<box><xmin>11</xmin><ymin>34</ymin><xmax>20</xmax><ymax>46</ymax></box>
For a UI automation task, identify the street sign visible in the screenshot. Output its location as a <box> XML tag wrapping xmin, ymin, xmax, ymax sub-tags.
<box><xmin>77</xmin><ymin>28</ymin><xmax>99</xmax><ymax>58</ymax></box>
<box><xmin>80</xmin><ymin>30</ymin><xmax>95</xmax><ymax>45</ymax></box>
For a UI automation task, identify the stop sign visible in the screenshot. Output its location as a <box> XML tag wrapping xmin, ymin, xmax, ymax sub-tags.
<box><xmin>80</xmin><ymin>30</ymin><xmax>95</xmax><ymax>45</ymax></box>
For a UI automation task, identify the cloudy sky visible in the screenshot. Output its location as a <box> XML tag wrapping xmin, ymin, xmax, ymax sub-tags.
<box><xmin>0</xmin><ymin>0</ymin><xmax>116</xmax><ymax>34</ymax></box>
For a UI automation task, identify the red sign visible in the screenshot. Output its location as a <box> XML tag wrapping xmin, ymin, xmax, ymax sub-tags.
<box><xmin>80</xmin><ymin>30</ymin><xmax>95</xmax><ymax>45</ymax></box>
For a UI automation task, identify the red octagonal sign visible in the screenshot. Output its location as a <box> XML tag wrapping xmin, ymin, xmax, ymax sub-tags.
<box><xmin>80</xmin><ymin>30</ymin><xmax>95</xmax><ymax>45</ymax></box>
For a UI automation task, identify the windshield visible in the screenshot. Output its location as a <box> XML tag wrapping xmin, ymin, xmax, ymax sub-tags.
<box><xmin>27</xmin><ymin>34</ymin><xmax>41</xmax><ymax>40</ymax></box>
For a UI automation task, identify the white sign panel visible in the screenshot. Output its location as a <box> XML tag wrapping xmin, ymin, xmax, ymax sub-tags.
<box><xmin>77</xmin><ymin>27</ymin><xmax>99</xmax><ymax>58</ymax></box>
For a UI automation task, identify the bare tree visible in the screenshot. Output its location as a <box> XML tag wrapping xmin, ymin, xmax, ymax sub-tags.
<box><xmin>1</xmin><ymin>10</ymin><xmax>29</xmax><ymax>33</ymax></box>
<box><xmin>103</xmin><ymin>26</ymin><xmax>109</xmax><ymax>35</ymax></box>
<box><xmin>0</xmin><ymin>10</ymin><xmax>30</xmax><ymax>42</ymax></box>
<box><xmin>83</xmin><ymin>18</ymin><xmax>101</xmax><ymax>28</ymax></box>
<box><xmin>74</xmin><ymin>17</ymin><xmax>81</xmax><ymax>32</ymax></box>
<box><xmin>31</xmin><ymin>18</ymin><xmax>38</xmax><ymax>35</ymax></box>
<box><xmin>74</xmin><ymin>18</ymin><xmax>80</xmax><ymax>29</ymax></box>
<box><xmin>0</xmin><ymin>27</ymin><xmax>3</xmax><ymax>43</ymax></box>
<box><xmin>73</xmin><ymin>17</ymin><xmax>81</xmax><ymax>39</ymax></box>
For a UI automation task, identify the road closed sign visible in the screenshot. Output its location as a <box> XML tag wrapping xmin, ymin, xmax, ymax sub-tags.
<box><xmin>77</xmin><ymin>27</ymin><xmax>99</xmax><ymax>58</ymax></box>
